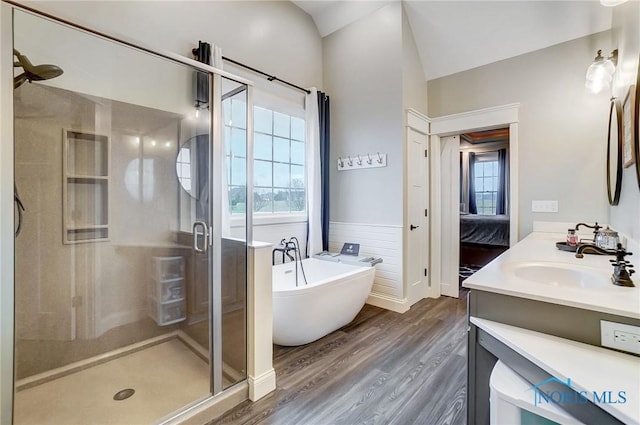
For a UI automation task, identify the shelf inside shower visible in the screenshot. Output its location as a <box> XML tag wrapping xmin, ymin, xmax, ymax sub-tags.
<box><xmin>66</xmin><ymin>227</ymin><xmax>109</xmax><ymax>242</ymax></box>
<box><xmin>65</xmin><ymin>131</ymin><xmax>109</xmax><ymax>176</ymax></box>
<box><xmin>62</xmin><ymin>129</ymin><xmax>110</xmax><ymax>244</ymax></box>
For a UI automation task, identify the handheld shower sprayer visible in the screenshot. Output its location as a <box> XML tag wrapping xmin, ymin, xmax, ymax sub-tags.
<box><xmin>15</xmin><ymin>184</ymin><xmax>25</xmax><ymax>237</ymax></box>
<box><xmin>13</xmin><ymin>49</ymin><xmax>64</xmax><ymax>89</ymax></box>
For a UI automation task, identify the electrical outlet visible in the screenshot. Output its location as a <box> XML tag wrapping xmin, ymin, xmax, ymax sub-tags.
<box><xmin>601</xmin><ymin>320</ymin><xmax>640</xmax><ymax>355</ymax></box>
<box><xmin>531</xmin><ymin>200</ymin><xmax>559</xmax><ymax>213</ymax></box>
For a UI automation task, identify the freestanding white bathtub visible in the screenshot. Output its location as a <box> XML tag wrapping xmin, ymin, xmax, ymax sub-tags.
<box><xmin>272</xmin><ymin>258</ymin><xmax>375</xmax><ymax>346</ymax></box>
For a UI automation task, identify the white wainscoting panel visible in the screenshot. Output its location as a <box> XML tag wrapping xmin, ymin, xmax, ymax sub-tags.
<box><xmin>232</xmin><ymin>221</ymin><xmax>308</xmax><ymax>264</ymax></box>
<box><xmin>329</xmin><ymin>222</ymin><xmax>404</xmax><ymax>311</ymax></box>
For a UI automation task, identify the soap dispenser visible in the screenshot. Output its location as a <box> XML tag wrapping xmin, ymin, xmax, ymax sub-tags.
<box><xmin>595</xmin><ymin>227</ymin><xmax>620</xmax><ymax>250</ymax></box>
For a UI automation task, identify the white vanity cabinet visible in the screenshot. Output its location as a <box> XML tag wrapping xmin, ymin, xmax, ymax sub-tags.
<box><xmin>464</xmin><ymin>231</ymin><xmax>640</xmax><ymax>425</ymax></box>
<box><xmin>148</xmin><ymin>256</ymin><xmax>186</xmax><ymax>325</ymax></box>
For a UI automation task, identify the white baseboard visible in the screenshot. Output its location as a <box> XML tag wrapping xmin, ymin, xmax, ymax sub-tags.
<box><xmin>366</xmin><ymin>292</ymin><xmax>410</xmax><ymax>313</ymax></box>
<box><xmin>248</xmin><ymin>368</ymin><xmax>276</xmax><ymax>401</ymax></box>
<box><xmin>426</xmin><ymin>291</ymin><xmax>441</xmax><ymax>299</ymax></box>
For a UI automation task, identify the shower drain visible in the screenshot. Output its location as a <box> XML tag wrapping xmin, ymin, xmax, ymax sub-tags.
<box><xmin>113</xmin><ymin>388</ymin><xmax>135</xmax><ymax>401</ymax></box>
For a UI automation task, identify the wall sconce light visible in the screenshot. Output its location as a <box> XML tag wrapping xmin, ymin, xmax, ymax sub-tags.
<box><xmin>585</xmin><ymin>49</ymin><xmax>618</xmax><ymax>94</ymax></box>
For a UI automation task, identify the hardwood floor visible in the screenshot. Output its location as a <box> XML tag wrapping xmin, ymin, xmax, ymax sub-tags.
<box><xmin>210</xmin><ymin>293</ymin><xmax>468</xmax><ymax>425</ymax></box>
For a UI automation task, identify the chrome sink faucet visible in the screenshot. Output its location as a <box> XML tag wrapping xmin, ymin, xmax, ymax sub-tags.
<box><xmin>575</xmin><ymin>244</ymin><xmax>635</xmax><ymax>287</ymax></box>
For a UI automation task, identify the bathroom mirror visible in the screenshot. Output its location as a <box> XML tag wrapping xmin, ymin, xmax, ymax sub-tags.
<box><xmin>607</xmin><ymin>98</ymin><xmax>623</xmax><ymax>205</ymax></box>
<box><xmin>176</xmin><ymin>134</ymin><xmax>209</xmax><ymax>199</ymax></box>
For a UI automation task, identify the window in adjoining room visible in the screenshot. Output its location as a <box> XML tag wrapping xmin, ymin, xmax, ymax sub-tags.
<box><xmin>474</xmin><ymin>154</ymin><xmax>499</xmax><ymax>215</ymax></box>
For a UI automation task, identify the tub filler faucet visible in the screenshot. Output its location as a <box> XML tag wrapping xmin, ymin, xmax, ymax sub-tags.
<box><xmin>272</xmin><ymin>239</ymin><xmax>297</xmax><ymax>265</ymax></box>
<box><xmin>282</xmin><ymin>239</ymin><xmax>297</xmax><ymax>262</ymax></box>
<box><xmin>274</xmin><ymin>237</ymin><xmax>308</xmax><ymax>287</ymax></box>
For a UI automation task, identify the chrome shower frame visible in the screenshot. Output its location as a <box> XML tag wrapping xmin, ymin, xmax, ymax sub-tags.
<box><xmin>0</xmin><ymin>4</ymin><xmax>15</xmax><ymax>424</ymax></box>
<box><xmin>0</xmin><ymin>1</ymin><xmax>255</xmax><ymax>423</ymax></box>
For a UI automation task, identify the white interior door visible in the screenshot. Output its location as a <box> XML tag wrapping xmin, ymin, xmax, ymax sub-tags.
<box><xmin>440</xmin><ymin>135</ymin><xmax>460</xmax><ymax>298</ymax></box>
<box><xmin>406</xmin><ymin>127</ymin><xmax>429</xmax><ymax>306</ymax></box>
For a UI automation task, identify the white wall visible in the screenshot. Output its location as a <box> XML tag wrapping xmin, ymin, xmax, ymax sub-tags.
<box><xmin>323</xmin><ymin>3</ymin><xmax>425</xmax><ymax>310</ymax></box>
<box><xmin>610</xmin><ymin>0</ymin><xmax>640</xmax><ymax>244</ymax></box>
<box><xmin>13</xmin><ymin>9</ymin><xmax>195</xmax><ymax>116</ymax></box>
<box><xmin>402</xmin><ymin>7</ymin><xmax>428</xmax><ymax>116</ymax></box>
<box><xmin>323</xmin><ymin>2</ymin><xmax>404</xmax><ymax>226</ymax></box>
<box><xmin>23</xmin><ymin>0</ymin><xmax>322</xmax><ymax>90</ymax></box>
<box><xmin>428</xmin><ymin>31</ymin><xmax>614</xmax><ymax>238</ymax></box>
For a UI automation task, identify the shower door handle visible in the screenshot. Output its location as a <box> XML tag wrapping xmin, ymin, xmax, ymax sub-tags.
<box><xmin>193</xmin><ymin>221</ymin><xmax>209</xmax><ymax>253</ymax></box>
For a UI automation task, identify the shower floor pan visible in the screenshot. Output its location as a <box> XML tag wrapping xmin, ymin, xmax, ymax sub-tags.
<box><xmin>14</xmin><ymin>333</ymin><xmax>210</xmax><ymax>425</ymax></box>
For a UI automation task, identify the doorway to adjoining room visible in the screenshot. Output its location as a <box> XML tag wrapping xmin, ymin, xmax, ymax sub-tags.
<box><xmin>458</xmin><ymin>128</ymin><xmax>510</xmax><ymax>286</ymax></box>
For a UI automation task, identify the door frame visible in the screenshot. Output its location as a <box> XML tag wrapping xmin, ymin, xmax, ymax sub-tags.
<box><xmin>439</xmin><ymin>135</ymin><xmax>461</xmax><ymax>298</ymax></box>
<box><xmin>0</xmin><ymin>4</ymin><xmax>15</xmax><ymax>422</ymax></box>
<box><xmin>429</xmin><ymin>103</ymin><xmax>520</xmax><ymax>298</ymax></box>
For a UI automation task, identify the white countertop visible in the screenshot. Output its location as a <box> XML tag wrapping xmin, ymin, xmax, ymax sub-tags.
<box><xmin>463</xmin><ymin>232</ymin><xmax>640</xmax><ymax>319</ymax></box>
<box><xmin>473</xmin><ymin>317</ymin><xmax>640</xmax><ymax>425</ymax></box>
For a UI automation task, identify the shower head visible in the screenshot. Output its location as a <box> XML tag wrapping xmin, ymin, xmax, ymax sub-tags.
<box><xmin>13</xmin><ymin>49</ymin><xmax>63</xmax><ymax>89</ymax></box>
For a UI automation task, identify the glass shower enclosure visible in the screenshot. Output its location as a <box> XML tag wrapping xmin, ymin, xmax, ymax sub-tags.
<box><xmin>3</xmin><ymin>5</ymin><xmax>251</xmax><ymax>424</ymax></box>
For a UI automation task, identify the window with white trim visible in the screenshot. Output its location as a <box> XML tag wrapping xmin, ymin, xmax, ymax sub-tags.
<box><xmin>223</xmin><ymin>99</ymin><xmax>306</xmax><ymax>215</ymax></box>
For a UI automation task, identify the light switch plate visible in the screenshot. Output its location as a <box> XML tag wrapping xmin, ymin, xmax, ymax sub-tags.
<box><xmin>601</xmin><ymin>320</ymin><xmax>640</xmax><ymax>355</ymax></box>
<box><xmin>531</xmin><ymin>200</ymin><xmax>558</xmax><ymax>213</ymax></box>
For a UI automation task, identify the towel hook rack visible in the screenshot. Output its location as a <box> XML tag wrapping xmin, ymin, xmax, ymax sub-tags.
<box><xmin>337</xmin><ymin>152</ymin><xmax>387</xmax><ymax>171</ymax></box>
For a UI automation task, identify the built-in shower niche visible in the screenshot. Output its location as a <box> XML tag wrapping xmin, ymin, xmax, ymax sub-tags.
<box><xmin>63</xmin><ymin>129</ymin><xmax>109</xmax><ymax>243</ymax></box>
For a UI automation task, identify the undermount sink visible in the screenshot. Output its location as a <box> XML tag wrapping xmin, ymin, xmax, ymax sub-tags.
<box><xmin>503</xmin><ymin>262</ymin><xmax>610</xmax><ymax>289</ymax></box>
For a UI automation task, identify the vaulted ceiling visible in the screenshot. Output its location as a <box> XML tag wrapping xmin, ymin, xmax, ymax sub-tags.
<box><xmin>292</xmin><ymin>1</ymin><xmax>614</xmax><ymax>81</ymax></box>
